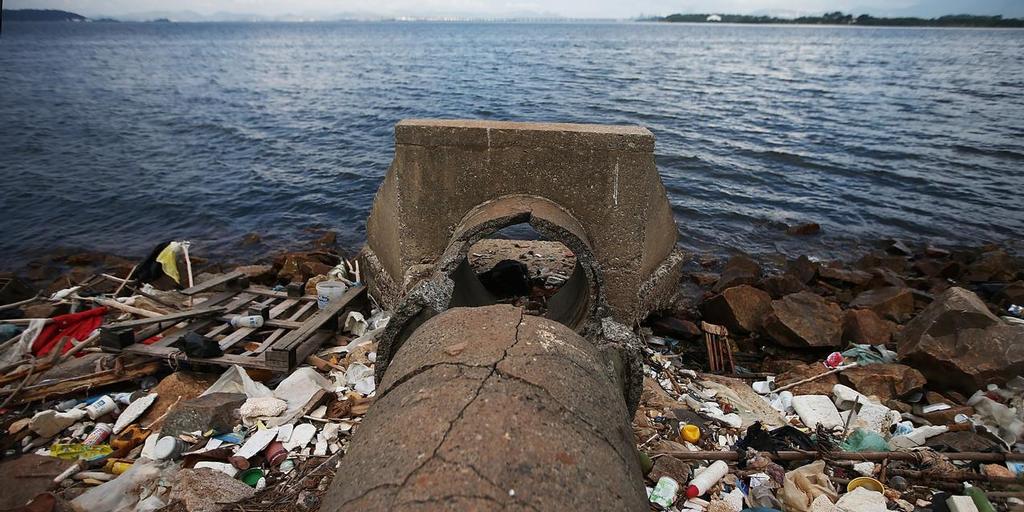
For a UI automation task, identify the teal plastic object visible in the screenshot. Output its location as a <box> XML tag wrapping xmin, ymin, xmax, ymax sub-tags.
<box><xmin>840</xmin><ymin>429</ymin><xmax>890</xmax><ymax>453</ymax></box>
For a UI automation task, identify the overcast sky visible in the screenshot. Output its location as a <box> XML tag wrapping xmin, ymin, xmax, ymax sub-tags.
<box><xmin>8</xmin><ymin>0</ymin><xmax>1023</xmax><ymax>19</ymax></box>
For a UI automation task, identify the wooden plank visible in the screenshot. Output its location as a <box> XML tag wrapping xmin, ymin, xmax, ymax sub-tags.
<box><xmin>271</xmin><ymin>286</ymin><xmax>364</xmax><ymax>353</ymax></box>
<box><xmin>250</xmin><ymin>300</ymin><xmax>319</xmax><ymax>354</ymax></box>
<box><xmin>106</xmin><ymin>306</ymin><xmax>226</xmax><ymax>329</ymax></box>
<box><xmin>121</xmin><ymin>344</ymin><xmax>270</xmax><ymax>369</ymax></box>
<box><xmin>247</xmin><ymin>286</ymin><xmax>317</xmax><ymax>302</ymax></box>
<box><xmin>180</xmin><ymin>271</ymin><xmax>247</xmax><ymax>296</ymax></box>
<box><xmin>3</xmin><ymin>361</ymin><xmax>164</xmax><ymax>405</ymax></box>
<box><xmin>147</xmin><ymin>292</ymin><xmax>258</xmax><ymax>348</ymax></box>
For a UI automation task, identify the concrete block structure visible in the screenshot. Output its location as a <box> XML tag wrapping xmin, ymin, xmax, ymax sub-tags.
<box><xmin>361</xmin><ymin>119</ymin><xmax>684</xmax><ymax>329</ymax></box>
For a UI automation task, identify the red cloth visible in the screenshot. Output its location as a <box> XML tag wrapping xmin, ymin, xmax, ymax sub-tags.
<box><xmin>31</xmin><ymin>307</ymin><xmax>108</xmax><ymax>357</ymax></box>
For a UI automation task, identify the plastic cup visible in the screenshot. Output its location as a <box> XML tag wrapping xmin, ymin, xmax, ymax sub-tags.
<box><xmin>316</xmin><ymin>281</ymin><xmax>348</xmax><ymax>310</ymax></box>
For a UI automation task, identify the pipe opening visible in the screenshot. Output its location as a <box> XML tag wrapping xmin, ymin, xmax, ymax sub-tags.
<box><xmin>445</xmin><ymin>210</ymin><xmax>598</xmax><ymax>331</ymax></box>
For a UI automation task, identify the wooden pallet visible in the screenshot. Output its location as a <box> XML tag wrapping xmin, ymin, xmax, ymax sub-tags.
<box><xmin>103</xmin><ymin>283</ymin><xmax>365</xmax><ymax>372</ymax></box>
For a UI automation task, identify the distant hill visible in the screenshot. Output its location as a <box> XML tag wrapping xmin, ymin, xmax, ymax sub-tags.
<box><xmin>3</xmin><ymin>9</ymin><xmax>88</xmax><ymax>22</ymax></box>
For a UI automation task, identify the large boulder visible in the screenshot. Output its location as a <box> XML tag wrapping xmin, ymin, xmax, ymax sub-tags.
<box><xmin>849</xmin><ymin>287</ymin><xmax>914</xmax><ymax>322</ymax></box>
<box><xmin>898</xmin><ymin>287</ymin><xmax>1024</xmax><ymax>392</ymax></box>
<box><xmin>842</xmin><ymin>309</ymin><xmax>893</xmax><ymax>345</ymax></box>
<box><xmin>785</xmin><ymin>256</ymin><xmax>818</xmax><ymax>284</ymax></box>
<box><xmin>762</xmin><ymin>292</ymin><xmax>843</xmax><ymax>348</ymax></box>
<box><xmin>818</xmin><ymin>265</ymin><xmax>873</xmax><ymax>287</ymax></box>
<box><xmin>965</xmin><ymin>249</ymin><xmax>1017</xmax><ymax>282</ymax></box>
<box><xmin>701</xmin><ymin>285</ymin><xmax>772</xmax><ymax>334</ymax></box>
<box><xmin>713</xmin><ymin>255</ymin><xmax>762</xmax><ymax>293</ymax></box>
<box><xmin>840</xmin><ymin>364</ymin><xmax>926</xmax><ymax>401</ymax></box>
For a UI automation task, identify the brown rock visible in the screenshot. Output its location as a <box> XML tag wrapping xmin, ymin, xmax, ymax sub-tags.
<box><xmin>690</xmin><ymin>272</ymin><xmax>720</xmax><ymax>287</ymax></box>
<box><xmin>842</xmin><ymin>309</ymin><xmax>893</xmax><ymax>345</ymax></box>
<box><xmin>306</xmin><ymin>274</ymin><xmax>329</xmax><ymax>295</ymax></box>
<box><xmin>240</xmin><ymin>232</ymin><xmax>262</xmax><ymax>246</ymax></box>
<box><xmin>866</xmin><ymin>267</ymin><xmax>907</xmax><ymax>290</ymax></box>
<box><xmin>849</xmin><ymin>287</ymin><xmax>915</xmax><ymax>322</ymax></box>
<box><xmin>925</xmin><ymin>391</ymin><xmax>951</xmax><ymax>405</ymax></box>
<box><xmin>301</xmin><ymin>260</ymin><xmax>333</xmax><ymax>278</ymax></box>
<box><xmin>313</xmin><ymin>230</ymin><xmax>338</xmax><ymax>251</ymax></box>
<box><xmin>138</xmin><ymin>372</ymin><xmax>220</xmax><ymax>431</ymax></box>
<box><xmin>840</xmin><ymin>364</ymin><xmax>926</xmax><ymax>401</ymax></box>
<box><xmin>649</xmin><ymin>316</ymin><xmax>701</xmax><ymax>340</ymax></box>
<box><xmin>925</xmin><ymin>245</ymin><xmax>951</xmax><ymax>259</ymax></box>
<box><xmin>762</xmin><ymin>274</ymin><xmax>808</xmax><ymax>299</ymax></box>
<box><xmin>884</xmin><ymin>400</ymin><xmax>912</xmax><ymax>414</ymax></box>
<box><xmin>818</xmin><ymin>265</ymin><xmax>873</xmax><ymax>286</ymax></box>
<box><xmin>234</xmin><ymin>264</ymin><xmax>275</xmax><ymax>284</ymax></box>
<box><xmin>713</xmin><ymin>255</ymin><xmax>762</xmax><ymax>293</ymax></box>
<box><xmin>921</xmin><ymin>405</ymin><xmax>974</xmax><ymax>425</ymax></box>
<box><xmin>762</xmin><ymin>292</ymin><xmax>843</xmax><ymax>348</ymax></box>
<box><xmin>994</xmin><ymin>281</ymin><xmax>1024</xmax><ymax>308</ymax></box>
<box><xmin>776</xmin><ymin>362</ymin><xmax>841</xmax><ymax>395</ymax></box>
<box><xmin>898</xmin><ymin>287</ymin><xmax>1024</xmax><ymax>392</ymax></box>
<box><xmin>855</xmin><ymin>252</ymin><xmax>906</xmax><ymax>273</ymax></box>
<box><xmin>786</xmin><ymin>256</ymin><xmax>819</xmax><ymax>284</ymax></box>
<box><xmin>701</xmin><ymin>285</ymin><xmax>772</xmax><ymax>334</ymax></box>
<box><xmin>786</xmin><ymin>222</ymin><xmax>821</xmax><ymax>236</ymax></box>
<box><xmin>982</xmin><ymin>464</ymin><xmax>1016</xmax><ymax>479</ymax></box>
<box><xmin>966</xmin><ymin>249</ymin><xmax>1017</xmax><ymax>282</ymax></box>
<box><xmin>649</xmin><ymin>456</ymin><xmax>692</xmax><ymax>484</ymax></box>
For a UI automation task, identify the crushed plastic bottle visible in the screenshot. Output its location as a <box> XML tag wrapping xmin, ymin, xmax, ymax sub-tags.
<box><xmin>50</xmin><ymin>443</ymin><xmax>113</xmax><ymax>461</ymax></box>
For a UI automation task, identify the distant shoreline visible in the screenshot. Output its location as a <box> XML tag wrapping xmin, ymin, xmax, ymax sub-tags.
<box><xmin>650</xmin><ymin>12</ymin><xmax>1024</xmax><ymax>28</ymax></box>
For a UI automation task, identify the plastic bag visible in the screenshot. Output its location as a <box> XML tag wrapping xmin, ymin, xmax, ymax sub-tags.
<box><xmin>840</xmin><ymin>429</ymin><xmax>889</xmax><ymax>453</ymax></box>
<box><xmin>71</xmin><ymin>458</ymin><xmax>176</xmax><ymax>512</ymax></box>
<box><xmin>780</xmin><ymin>460</ymin><xmax>837</xmax><ymax>512</ymax></box>
<box><xmin>201</xmin><ymin>365</ymin><xmax>273</xmax><ymax>399</ymax></box>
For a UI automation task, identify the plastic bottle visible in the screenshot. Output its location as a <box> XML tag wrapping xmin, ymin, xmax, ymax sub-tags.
<box><xmin>888</xmin><ymin>425</ymin><xmax>948</xmax><ymax>450</ymax></box>
<box><xmin>964</xmin><ymin>484</ymin><xmax>996</xmax><ymax>512</ymax></box>
<box><xmin>85</xmin><ymin>395</ymin><xmax>117</xmax><ymax>419</ymax></box>
<box><xmin>685</xmin><ymin>460</ymin><xmax>729</xmax><ymax>498</ymax></box>
<box><xmin>83</xmin><ymin>423</ymin><xmax>112</xmax><ymax>446</ymax></box>
<box><xmin>230</xmin><ymin>316</ymin><xmax>264</xmax><ymax>328</ymax></box>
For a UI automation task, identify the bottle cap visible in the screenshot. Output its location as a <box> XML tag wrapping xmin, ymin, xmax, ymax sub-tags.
<box><xmin>685</xmin><ymin>484</ymin><xmax>700</xmax><ymax>499</ymax></box>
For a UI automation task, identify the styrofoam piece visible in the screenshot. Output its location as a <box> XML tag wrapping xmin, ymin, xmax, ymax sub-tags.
<box><xmin>792</xmin><ymin>395</ymin><xmax>844</xmax><ymax>430</ymax></box>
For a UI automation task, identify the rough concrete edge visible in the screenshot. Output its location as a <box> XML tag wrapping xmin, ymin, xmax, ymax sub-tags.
<box><xmin>594</xmin><ymin>317</ymin><xmax>645</xmax><ymax>419</ymax></box>
<box><xmin>359</xmin><ymin>247</ymin><xmax>401</xmax><ymax>311</ymax></box>
<box><xmin>635</xmin><ymin>248</ymin><xmax>688</xmax><ymax>320</ymax></box>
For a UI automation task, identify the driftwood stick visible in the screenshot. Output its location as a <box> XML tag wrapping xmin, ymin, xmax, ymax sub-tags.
<box><xmin>655</xmin><ymin>450</ymin><xmax>1024</xmax><ymax>463</ymax></box>
<box><xmin>773</xmin><ymin>363</ymin><xmax>857</xmax><ymax>393</ymax></box>
<box><xmin>113</xmin><ymin>265</ymin><xmax>138</xmax><ymax>297</ymax></box>
<box><xmin>0</xmin><ymin>292</ymin><xmax>43</xmax><ymax>312</ymax></box>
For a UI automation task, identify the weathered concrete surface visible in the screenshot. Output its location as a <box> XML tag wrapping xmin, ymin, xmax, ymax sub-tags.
<box><xmin>322</xmin><ymin>305</ymin><xmax>647</xmax><ymax>511</ymax></box>
<box><xmin>361</xmin><ymin>119</ymin><xmax>683</xmax><ymax>327</ymax></box>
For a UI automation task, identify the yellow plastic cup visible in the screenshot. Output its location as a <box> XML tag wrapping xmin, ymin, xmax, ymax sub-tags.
<box><xmin>680</xmin><ymin>424</ymin><xmax>701</xmax><ymax>444</ymax></box>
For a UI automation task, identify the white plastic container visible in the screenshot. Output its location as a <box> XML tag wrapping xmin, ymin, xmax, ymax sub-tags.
<box><xmin>86</xmin><ymin>395</ymin><xmax>117</xmax><ymax>419</ymax></box>
<box><xmin>230</xmin><ymin>315</ymin><xmax>264</xmax><ymax>328</ymax></box>
<box><xmin>316</xmin><ymin>281</ymin><xmax>348</xmax><ymax>310</ymax></box>
<box><xmin>685</xmin><ymin>460</ymin><xmax>729</xmax><ymax>498</ymax></box>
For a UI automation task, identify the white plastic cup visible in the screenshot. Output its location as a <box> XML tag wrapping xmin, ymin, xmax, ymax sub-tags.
<box><xmin>316</xmin><ymin>281</ymin><xmax>348</xmax><ymax>310</ymax></box>
<box><xmin>86</xmin><ymin>395</ymin><xmax>117</xmax><ymax>420</ymax></box>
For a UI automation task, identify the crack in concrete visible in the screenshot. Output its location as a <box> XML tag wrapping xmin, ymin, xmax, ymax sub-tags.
<box><xmin>375</xmin><ymin>361</ymin><xmax>490</xmax><ymax>402</ymax></box>
<box><xmin>493</xmin><ymin>366</ymin><xmax>638</xmax><ymax>479</ymax></box>
<box><xmin>377</xmin><ymin>309</ymin><xmax>527</xmax><ymax>510</ymax></box>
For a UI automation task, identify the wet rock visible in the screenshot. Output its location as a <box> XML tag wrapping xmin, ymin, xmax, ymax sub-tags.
<box><xmin>762</xmin><ymin>274</ymin><xmax>808</xmax><ymax>299</ymax></box>
<box><xmin>898</xmin><ymin>287</ymin><xmax>1024</xmax><ymax>392</ymax></box>
<box><xmin>786</xmin><ymin>222</ymin><xmax>821</xmax><ymax>236</ymax></box>
<box><xmin>849</xmin><ymin>287</ymin><xmax>914</xmax><ymax>322</ymax></box>
<box><xmin>161</xmin><ymin>393</ymin><xmax>246</xmax><ymax>437</ymax></box>
<box><xmin>701</xmin><ymin>285</ymin><xmax>772</xmax><ymax>334</ymax></box>
<box><xmin>762</xmin><ymin>292</ymin><xmax>843</xmax><ymax>348</ymax></box>
<box><xmin>776</xmin><ymin>362</ymin><xmax>841</xmax><ymax>395</ymax></box>
<box><xmin>865</xmin><ymin>267</ymin><xmax>907</xmax><ymax>290</ymax></box>
<box><xmin>713</xmin><ymin>255</ymin><xmax>762</xmax><ymax>292</ymax></box>
<box><xmin>966</xmin><ymin>249</ymin><xmax>1017</xmax><ymax>282</ymax></box>
<box><xmin>840</xmin><ymin>364</ymin><xmax>926</xmax><ymax>401</ymax></box>
<box><xmin>239</xmin><ymin>233</ymin><xmax>262</xmax><ymax>246</ymax></box>
<box><xmin>855</xmin><ymin>252</ymin><xmax>906</xmax><ymax>273</ymax></box>
<box><xmin>234</xmin><ymin>264</ymin><xmax>276</xmax><ymax>285</ymax></box>
<box><xmin>786</xmin><ymin>256</ymin><xmax>819</xmax><ymax>284</ymax></box>
<box><xmin>925</xmin><ymin>245</ymin><xmax>951</xmax><ymax>259</ymax></box>
<box><xmin>842</xmin><ymin>309</ymin><xmax>893</xmax><ymax>345</ymax></box>
<box><xmin>313</xmin><ymin>230</ymin><xmax>338</xmax><ymax>251</ymax></box>
<box><xmin>649</xmin><ymin>316</ymin><xmax>701</xmax><ymax>340</ymax></box>
<box><xmin>886</xmin><ymin>240</ymin><xmax>913</xmax><ymax>256</ymax></box>
<box><xmin>171</xmin><ymin>468</ymin><xmax>255</xmax><ymax>512</ymax></box>
<box><xmin>689</xmin><ymin>272</ymin><xmax>720</xmax><ymax>287</ymax></box>
<box><xmin>994</xmin><ymin>281</ymin><xmax>1024</xmax><ymax>308</ymax></box>
<box><xmin>818</xmin><ymin>265</ymin><xmax>872</xmax><ymax>287</ymax></box>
